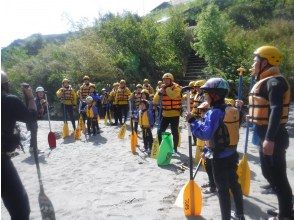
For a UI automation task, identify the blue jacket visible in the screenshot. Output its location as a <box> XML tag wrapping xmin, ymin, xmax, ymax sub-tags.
<box><xmin>190</xmin><ymin>105</ymin><xmax>235</xmax><ymax>158</ymax></box>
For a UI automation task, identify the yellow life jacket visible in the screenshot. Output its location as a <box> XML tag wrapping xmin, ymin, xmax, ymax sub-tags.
<box><xmin>223</xmin><ymin>106</ymin><xmax>240</xmax><ymax>146</ymax></box>
<box><xmin>86</xmin><ymin>105</ymin><xmax>94</xmax><ymax>118</ymax></box>
<box><xmin>63</xmin><ymin>86</ymin><xmax>74</xmax><ymax>101</ymax></box>
<box><xmin>162</xmin><ymin>84</ymin><xmax>182</xmax><ymax>111</ymax></box>
<box><xmin>117</xmin><ymin>87</ymin><xmax>129</xmax><ymax>102</ymax></box>
<box><xmin>139</xmin><ymin>110</ymin><xmax>150</xmax><ymax>128</ymax></box>
<box><xmin>80</xmin><ymin>83</ymin><xmax>93</xmax><ymax>99</ymax></box>
<box><xmin>248</xmin><ymin>75</ymin><xmax>290</xmax><ymax>125</ymax></box>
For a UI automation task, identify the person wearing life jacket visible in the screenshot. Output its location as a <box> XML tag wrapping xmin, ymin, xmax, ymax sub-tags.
<box><xmin>139</xmin><ymin>99</ymin><xmax>154</xmax><ymax>154</ymax></box>
<box><xmin>183</xmin><ymin>81</ymin><xmax>197</xmax><ymax>112</ymax></box>
<box><xmin>109</xmin><ymin>82</ymin><xmax>119</xmax><ymax>126</ymax></box>
<box><xmin>156</xmin><ymin>80</ymin><xmax>163</xmax><ymax>92</ymax></box>
<box><xmin>153</xmin><ymin>73</ymin><xmax>182</xmax><ymax>153</ymax></box>
<box><xmin>56</xmin><ymin>78</ymin><xmax>77</xmax><ymax>130</ymax></box>
<box><xmin>35</xmin><ymin>86</ymin><xmax>48</xmax><ymax>119</ymax></box>
<box><xmin>101</xmin><ymin>88</ymin><xmax>112</xmax><ymax>124</ymax></box>
<box><xmin>83</xmin><ymin>96</ymin><xmax>99</xmax><ymax>135</ymax></box>
<box><xmin>143</xmin><ymin>78</ymin><xmax>154</xmax><ymax>96</ymax></box>
<box><xmin>191</xmin><ymin>79</ymin><xmax>206</xmax><ymax>118</ymax></box>
<box><xmin>248</xmin><ymin>46</ymin><xmax>292</xmax><ymax>219</ymax></box>
<box><xmin>196</xmin><ymin>101</ymin><xmax>216</xmax><ymax>195</ymax></box>
<box><xmin>186</xmin><ymin>77</ymin><xmax>244</xmax><ymax>220</ymax></box>
<box><xmin>1</xmin><ymin>70</ymin><xmax>37</xmax><ymax>220</ymax></box>
<box><xmin>78</xmin><ymin>75</ymin><xmax>94</xmax><ymax>120</ymax></box>
<box><xmin>129</xmin><ymin>84</ymin><xmax>143</xmax><ymax>133</ymax></box>
<box><xmin>115</xmin><ymin>79</ymin><xmax>131</xmax><ymax>124</ymax></box>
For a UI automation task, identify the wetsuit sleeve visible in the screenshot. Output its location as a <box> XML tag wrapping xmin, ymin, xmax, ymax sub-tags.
<box><xmin>12</xmin><ymin>96</ymin><xmax>37</xmax><ymax>123</ymax></box>
<box><xmin>265</xmin><ymin>78</ymin><xmax>288</xmax><ymax>141</ymax></box>
<box><xmin>190</xmin><ymin>109</ymin><xmax>224</xmax><ymax>140</ymax></box>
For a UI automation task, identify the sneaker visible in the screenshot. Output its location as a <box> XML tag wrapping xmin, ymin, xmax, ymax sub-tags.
<box><xmin>203</xmin><ymin>187</ymin><xmax>216</xmax><ymax>194</ymax></box>
<box><xmin>261</xmin><ymin>188</ymin><xmax>276</xmax><ymax>194</ymax></box>
<box><xmin>201</xmin><ymin>182</ymin><xmax>210</xmax><ymax>188</ymax></box>
<box><xmin>260</xmin><ymin>184</ymin><xmax>272</xmax><ymax>190</ymax></box>
<box><xmin>267</xmin><ymin>209</ymin><xmax>278</xmax><ymax>217</ymax></box>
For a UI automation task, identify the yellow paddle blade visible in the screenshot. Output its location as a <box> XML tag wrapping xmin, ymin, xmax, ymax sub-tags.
<box><xmin>62</xmin><ymin>122</ymin><xmax>69</xmax><ymax>139</ymax></box>
<box><xmin>237</xmin><ymin>154</ymin><xmax>251</xmax><ymax>196</ymax></box>
<box><xmin>151</xmin><ymin>138</ymin><xmax>159</xmax><ymax>159</ymax></box>
<box><xmin>79</xmin><ymin>117</ymin><xmax>85</xmax><ymax>130</ymax></box>
<box><xmin>117</xmin><ymin>124</ymin><xmax>126</xmax><ymax>139</ymax></box>
<box><xmin>183</xmin><ymin>180</ymin><xmax>202</xmax><ymax>216</ymax></box>
<box><xmin>74</xmin><ymin>127</ymin><xmax>81</xmax><ymax>140</ymax></box>
<box><xmin>131</xmin><ymin>132</ymin><xmax>137</xmax><ymax>154</ymax></box>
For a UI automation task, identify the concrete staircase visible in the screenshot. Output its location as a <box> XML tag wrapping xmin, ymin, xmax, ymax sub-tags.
<box><xmin>179</xmin><ymin>51</ymin><xmax>207</xmax><ymax>86</ymax></box>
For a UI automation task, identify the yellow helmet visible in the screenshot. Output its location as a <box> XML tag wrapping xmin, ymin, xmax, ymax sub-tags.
<box><xmin>143</xmin><ymin>79</ymin><xmax>149</xmax><ymax>83</ymax></box>
<box><xmin>225</xmin><ymin>98</ymin><xmax>235</xmax><ymax>106</ymax></box>
<box><xmin>188</xmin><ymin>81</ymin><xmax>195</xmax><ymax>87</ymax></box>
<box><xmin>113</xmin><ymin>82</ymin><xmax>119</xmax><ymax>87</ymax></box>
<box><xmin>62</xmin><ymin>78</ymin><xmax>69</xmax><ymax>84</ymax></box>
<box><xmin>136</xmin><ymin>84</ymin><xmax>143</xmax><ymax>88</ymax></box>
<box><xmin>194</xmin><ymin>80</ymin><xmax>206</xmax><ymax>87</ymax></box>
<box><xmin>254</xmin><ymin>46</ymin><xmax>282</xmax><ymax>66</ymax></box>
<box><xmin>162</xmin><ymin>73</ymin><xmax>174</xmax><ymax>81</ymax></box>
<box><xmin>141</xmin><ymin>89</ymin><xmax>149</xmax><ymax>94</ymax></box>
<box><xmin>83</xmin><ymin>75</ymin><xmax>90</xmax><ymax>80</ymax></box>
<box><xmin>89</xmin><ymin>84</ymin><xmax>96</xmax><ymax>89</ymax></box>
<box><xmin>157</xmin><ymin>80</ymin><xmax>162</xmax><ymax>85</ymax></box>
<box><xmin>120</xmin><ymin>79</ymin><xmax>126</xmax><ymax>84</ymax></box>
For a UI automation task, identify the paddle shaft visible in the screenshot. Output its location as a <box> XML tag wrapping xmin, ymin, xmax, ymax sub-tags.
<box><xmin>244</xmin><ymin>77</ymin><xmax>255</xmax><ymax>154</ymax></box>
<box><xmin>44</xmin><ymin>93</ymin><xmax>52</xmax><ymax>132</ymax></box>
<box><xmin>186</xmin><ymin>92</ymin><xmax>193</xmax><ymax>180</ymax></box>
<box><xmin>193</xmin><ymin>158</ymin><xmax>203</xmax><ymax>180</ymax></box>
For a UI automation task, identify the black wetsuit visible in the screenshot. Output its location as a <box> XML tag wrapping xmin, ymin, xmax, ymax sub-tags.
<box><xmin>253</xmin><ymin>76</ymin><xmax>293</xmax><ymax>218</ymax></box>
<box><xmin>1</xmin><ymin>93</ymin><xmax>37</xmax><ymax>220</ymax></box>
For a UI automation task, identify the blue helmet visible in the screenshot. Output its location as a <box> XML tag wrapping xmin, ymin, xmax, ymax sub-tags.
<box><xmin>200</xmin><ymin>78</ymin><xmax>229</xmax><ymax>97</ymax></box>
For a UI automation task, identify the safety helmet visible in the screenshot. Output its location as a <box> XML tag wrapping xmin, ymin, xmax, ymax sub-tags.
<box><xmin>197</xmin><ymin>101</ymin><xmax>210</xmax><ymax>109</ymax></box>
<box><xmin>101</xmin><ymin>88</ymin><xmax>106</xmax><ymax>92</ymax></box>
<box><xmin>62</xmin><ymin>78</ymin><xmax>69</xmax><ymax>84</ymax></box>
<box><xmin>254</xmin><ymin>46</ymin><xmax>282</xmax><ymax>66</ymax></box>
<box><xmin>1</xmin><ymin>70</ymin><xmax>9</xmax><ymax>84</ymax></box>
<box><xmin>225</xmin><ymin>98</ymin><xmax>235</xmax><ymax>106</ymax></box>
<box><xmin>120</xmin><ymin>79</ymin><xmax>126</xmax><ymax>84</ymax></box>
<box><xmin>136</xmin><ymin>84</ymin><xmax>143</xmax><ymax>88</ymax></box>
<box><xmin>89</xmin><ymin>84</ymin><xmax>96</xmax><ymax>89</ymax></box>
<box><xmin>141</xmin><ymin>89</ymin><xmax>149</xmax><ymax>94</ymax></box>
<box><xmin>86</xmin><ymin>96</ymin><xmax>93</xmax><ymax>103</ymax></box>
<box><xmin>194</xmin><ymin>80</ymin><xmax>206</xmax><ymax>87</ymax></box>
<box><xmin>143</xmin><ymin>79</ymin><xmax>149</xmax><ymax>83</ymax></box>
<box><xmin>188</xmin><ymin>81</ymin><xmax>195</xmax><ymax>87</ymax></box>
<box><xmin>157</xmin><ymin>80</ymin><xmax>162</xmax><ymax>85</ymax></box>
<box><xmin>201</xmin><ymin>78</ymin><xmax>229</xmax><ymax>97</ymax></box>
<box><xmin>113</xmin><ymin>82</ymin><xmax>119</xmax><ymax>87</ymax></box>
<box><xmin>83</xmin><ymin>75</ymin><xmax>90</xmax><ymax>80</ymax></box>
<box><xmin>162</xmin><ymin>73</ymin><xmax>174</xmax><ymax>81</ymax></box>
<box><xmin>36</xmin><ymin>86</ymin><xmax>44</xmax><ymax>92</ymax></box>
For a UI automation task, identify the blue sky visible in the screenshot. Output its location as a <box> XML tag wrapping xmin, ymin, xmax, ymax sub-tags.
<box><xmin>0</xmin><ymin>0</ymin><xmax>165</xmax><ymax>47</ymax></box>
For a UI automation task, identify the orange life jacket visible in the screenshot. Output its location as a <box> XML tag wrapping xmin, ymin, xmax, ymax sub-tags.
<box><xmin>80</xmin><ymin>84</ymin><xmax>92</xmax><ymax>99</ymax></box>
<box><xmin>63</xmin><ymin>86</ymin><xmax>74</xmax><ymax>101</ymax></box>
<box><xmin>162</xmin><ymin>83</ymin><xmax>182</xmax><ymax>111</ymax></box>
<box><xmin>248</xmin><ymin>75</ymin><xmax>290</xmax><ymax>125</ymax></box>
<box><xmin>117</xmin><ymin>87</ymin><xmax>129</xmax><ymax>101</ymax></box>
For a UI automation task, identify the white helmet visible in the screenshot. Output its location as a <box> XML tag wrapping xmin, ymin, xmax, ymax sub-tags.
<box><xmin>36</xmin><ymin>86</ymin><xmax>44</xmax><ymax>92</ymax></box>
<box><xmin>86</xmin><ymin>96</ymin><xmax>93</xmax><ymax>103</ymax></box>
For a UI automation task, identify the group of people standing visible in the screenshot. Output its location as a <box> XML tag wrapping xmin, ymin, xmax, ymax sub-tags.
<box><xmin>2</xmin><ymin>45</ymin><xmax>293</xmax><ymax>220</ymax></box>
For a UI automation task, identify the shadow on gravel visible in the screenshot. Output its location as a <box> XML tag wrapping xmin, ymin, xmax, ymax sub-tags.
<box><xmin>186</xmin><ymin>216</ymin><xmax>207</xmax><ymax>220</ymax></box>
<box><xmin>88</xmin><ymin>134</ymin><xmax>107</xmax><ymax>146</ymax></box>
<box><xmin>243</xmin><ymin>196</ymin><xmax>275</xmax><ymax>219</ymax></box>
<box><xmin>22</xmin><ymin>153</ymin><xmax>47</xmax><ymax>165</ymax></box>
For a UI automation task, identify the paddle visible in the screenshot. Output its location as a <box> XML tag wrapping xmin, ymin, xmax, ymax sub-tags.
<box><xmin>62</xmin><ymin>96</ymin><xmax>69</xmax><ymax>138</ymax></box>
<box><xmin>22</xmin><ymin>84</ymin><xmax>56</xmax><ymax>220</ymax></box>
<box><xmin>118</xmin><ymin>124</ymin><xmax>126</xmax><ymax>139</ymax></box>
<box><xmin>151</xmin><ymin>93</ymin><xmax>163</xmax><ymax>159</ymax></box>
<box><xmin>129</xmin><ymin>101</ymin><xmax>137</xmax><ymax>154</ymax></box>
<box><xmin>44</xmin><ymin>94</ymin><xmax>56</xmax><ymax>156</ymax></box>
<box><xmin>183</xmin><ymin>91</ymin><xmax>202</xmax><ymax>216</ymax></box>
<box><xmin>236</xmin><ymin>68</ymin><xmax>252</xmax><ymax>196</ymax></box>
